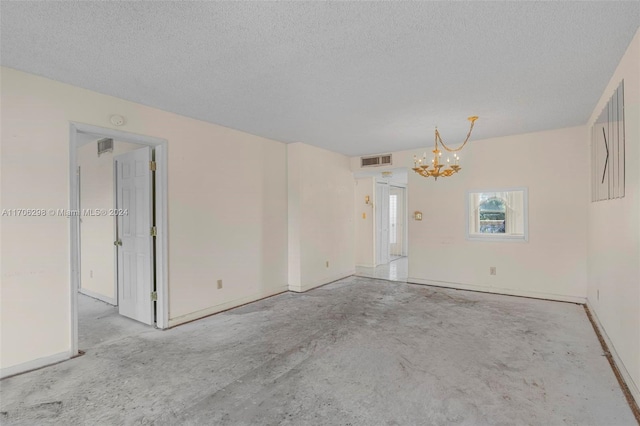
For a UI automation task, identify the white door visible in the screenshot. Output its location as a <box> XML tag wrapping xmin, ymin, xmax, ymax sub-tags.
<box><xmin>115</xmin><ymin>147</ymin><xmax>154</xmax><ymax>325</ymax></box>
<box><xmin>376</xmin><ymin>183</ymin><xmax>390</xmax><ymax>265</ymax></box>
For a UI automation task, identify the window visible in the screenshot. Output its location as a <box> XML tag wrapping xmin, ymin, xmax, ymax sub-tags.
<box><xmin>479</xmin><ymin>198</ymin><xmax>506</xmax><ymax>233</ymax></box>
<box><xmin>466</xmin><ymin>188</ymin><xmax>528</xmax><ymax>241</ymax></box>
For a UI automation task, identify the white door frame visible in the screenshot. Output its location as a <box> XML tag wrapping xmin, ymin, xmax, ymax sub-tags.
<box><xmin>69</xmin><ymin>122</ymin><xmax>169</xmax><ymax>356</ymax></box>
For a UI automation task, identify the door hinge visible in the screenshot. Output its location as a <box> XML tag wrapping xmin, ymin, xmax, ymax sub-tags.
<box><xmin>151</xmin><ymin>291</ymin><xmax>158</xmax><ymax>301</ymax></box>
<box><xmin>150</xmin><ymin>226</ymin><xmax>157</xmax><ymax>237</ymax></box>
<box><xmin>149</xmin><ymin>161</ymin><xmax>156</xmax><ymax>171</ymax></box>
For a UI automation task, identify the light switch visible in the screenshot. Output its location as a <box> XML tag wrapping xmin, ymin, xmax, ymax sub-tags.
<box><xmin>362</xmin><ymin>212</ymin><xmax>366</xmax><ymax>219</ymax></box>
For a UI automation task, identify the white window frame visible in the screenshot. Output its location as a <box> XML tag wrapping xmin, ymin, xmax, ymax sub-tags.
<box><xmin>465</xmin><ymin>187</ymin><xmax>528</xmax><ymax>242</ymax></box>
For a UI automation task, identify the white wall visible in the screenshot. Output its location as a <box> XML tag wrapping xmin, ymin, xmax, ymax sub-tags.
<box><xmin>586</xmin><ymin>29</ymin><xmax>640</xmax><ymax>404</ymax></box>
<box><xmin>78</xmin><ymin>139</ymin><xmax>140</xmax><ymax>303</ymax></box>
<box><xmin>0</xmin><ymin>67</ymin><xmax>288</xmax><ymax>374</ymax></box>
<box><xmin>352</xmin><ymin>125</ymin><xmax>589</xmax><ymax>303</ymax></box>
<box><xmin>354</xmin><ymin>177</ymin><xmax>375</xmax><ymax>267</ymax></box>
<box><xmin>288</xmin><ymin>142</ymin><xmax>355</xmax><ymax>292</ymax></box>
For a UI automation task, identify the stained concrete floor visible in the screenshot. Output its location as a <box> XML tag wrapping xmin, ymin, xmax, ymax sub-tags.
<box><xmin>0</xmin><ymin>276</ymin><xmax>635</xmax><ymax>425</ymax></box>
<box><xmin>77</xmin><ymin>293</ymin><xmax>151</xmax><ymax>350</ymax></box>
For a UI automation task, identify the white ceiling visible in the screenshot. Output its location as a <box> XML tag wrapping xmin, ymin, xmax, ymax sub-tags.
<box><xmin>1</xmin><ymin>2</ymin><xmax>638</xmax><ymax>157</ymax></box>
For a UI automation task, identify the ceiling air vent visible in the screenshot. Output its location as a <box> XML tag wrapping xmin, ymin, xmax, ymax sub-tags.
<box><xmin>97</xmin><ymin>138</ymin><xmax>114</xmax><ymax>156</ymax></box>
<box><xmin>361</xmin><ymin>154</ymin><xmax>392</xmax><ymax>167</ymax></box>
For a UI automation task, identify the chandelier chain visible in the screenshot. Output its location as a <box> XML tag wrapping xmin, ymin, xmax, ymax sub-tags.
<box><xmin>437</xmin><ymin>118</ymin><xmax>477</xmax><ymax>153</ymax></box>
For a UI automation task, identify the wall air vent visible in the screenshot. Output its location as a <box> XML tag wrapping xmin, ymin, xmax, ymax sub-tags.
<box><xmin>97</xmin><ymin>138</ymin><xmax>114</xmax><ymax>156</ymax></box>
<box><xmin>361</xmin><ymin>154</ymin><xmax>392</xmax><ymax>167</ymax></box>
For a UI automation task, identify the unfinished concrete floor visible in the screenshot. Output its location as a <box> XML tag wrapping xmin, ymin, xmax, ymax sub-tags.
<box><xmin>0</xmin><ymin>276</ymin><xmax>635</xmax><ymax>425</ymax></box>
<box><xmin>77</xmin><ymin>293</ymin><xmax>151</xmax><ymax>350</ymax></box>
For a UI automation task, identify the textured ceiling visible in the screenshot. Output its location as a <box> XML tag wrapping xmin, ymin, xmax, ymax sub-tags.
<box><xmin>1</xmin><ymin>2</ymin><xmax>638</xmax><ymax>157</ymax></box>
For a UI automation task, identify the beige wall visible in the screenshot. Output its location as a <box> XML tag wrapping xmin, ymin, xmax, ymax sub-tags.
<box><xmin>78</xmin><ymin>140</ymin><xmax>141</xmax><ymax>303</ymax></box>
<box><xmin>288</xmin><ymin>142</ymin><xmax>355</xmax><ymax>292</ymax></box>
<box><xmin>1</xmin><ymin>67</ymin><xmax>288</xmax><ymax>372</ymax></box>
<box><xmin>354</xmin><ymin>177</ymin><xmax>375</xmax><ymax>266</ymax></box>
<box><xmin>586</xmin><ymin>29</ymin><xmax>640</xmax><ymax>403</ymax></box>
<box><xmin>352</xmin><ymin>125</ymin><xmax>589</xmax><ymax>303</ymax></box>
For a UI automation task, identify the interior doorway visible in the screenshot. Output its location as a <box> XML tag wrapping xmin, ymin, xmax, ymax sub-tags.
<box><xmin>375</xmin><ymin>179</ymin><xmax>408</xmax><ymax>266</ymax></box>
<box><xmin>70</xmin><ymin>123</ymin><xmax>168</xmax><ymax>356</ymax></box>
<box><xmin>354</xmin><ymin>168</ymin><xmax>409</xmax><ymax>282</ymax></box>
<box><xmin>389</xmin><ymin>185</ymin><xmax>407</xmax><ymax>259</ymax></box>
<box><xmin>375</xmin><ymin>182</ymin><xmax>390</xmax><ymax>265</ymax></box>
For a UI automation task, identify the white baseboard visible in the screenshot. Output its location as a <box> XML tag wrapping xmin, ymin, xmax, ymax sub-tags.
<box><xmin>356</xmin><ymin>263</ymin><xmax>376</xmax><ymax>268</ymax></box>
<box><xmin>79</xmin><ymin>287</ymin><xmax>116</xmax><ymax>305</ymax></box>
<box><xmin>407</xmin><ymin>277</ymin><xmax>586</xmax><ymax>304</ymax></box>
<box><xmin>586</xmin><ymin>300</ymin><xmax>640</xmax><ymax>406</ymax></box>
<box><xmin>168</xmin><ymin>285</ymin><xmax>289</xmax><ymax>328</ymax></box>
<box><xmin>289</xmin><ymin>270</ymin><xmax>355</xmax><ymax>293</ymax></box>
<box><xmin>1</xmin><ymin>350</ymin><xmax>71</xmax><ymax>380</ymax></box>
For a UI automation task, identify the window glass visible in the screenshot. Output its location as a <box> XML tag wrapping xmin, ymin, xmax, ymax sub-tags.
<box><xmin>479</xmin><ymin>198</ymin><xmax>506</xmax><ymax>233</ymax></box>
<box><xmin>467</xmin><ymin>188</ymin><xmax>528</xmax><ymax>241</ymax></box>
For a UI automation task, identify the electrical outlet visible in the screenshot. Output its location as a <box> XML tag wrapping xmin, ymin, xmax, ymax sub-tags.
<box><xmin>326</xmin><ymin>261</ymin><xmax>329</xmax><ymax>268</ymax></box>
<box><xmin>489</xmin><ymin>267</ymin><xmax>496</xmax><ymax>276</ymax></box>
<box><xmin>217</xmin><ymin>279</ymin><xmax>223</xmax><ymax>289</ymax></box>
<box><xmin>90</xmin><ymin>270</ymin><xmax>93</xmax><ymax>278</ymax></box>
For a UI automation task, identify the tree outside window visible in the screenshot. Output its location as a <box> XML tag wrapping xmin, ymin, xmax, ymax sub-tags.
<box><xmin>479</xmin><ymin>198</ymin><xmax>506</xmax><ymax>233</ymax></box>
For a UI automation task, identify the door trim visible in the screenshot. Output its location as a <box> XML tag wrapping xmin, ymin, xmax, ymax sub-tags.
<box><xmin>69</xmin><ymin>122</ymin><xmax>169</xmax><ymax>357</ymax></box>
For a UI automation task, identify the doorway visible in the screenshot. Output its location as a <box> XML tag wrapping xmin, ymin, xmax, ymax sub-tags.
<box><xmin>355</xmin><ymin>168</ymin><xmax>409</xmax><ymax>282</ymax></box>
<box><xmin>375</xmin><ymin>182</ymin><xmax>390</xmax><ymax>265</ymax></box>
<box><xmin>389</xmin><ymin>185</ymin><xmax>407</xmax><ymax>259</ymax></box>
<box><xmin>375</xmin><ymin>182</ymin><xmax>408</xmax><ymax>266</ymax></box>
<box><xmin>70</xmin><ymin>123</ymin><xmax>168</xmax><ymax>356</ymax></box>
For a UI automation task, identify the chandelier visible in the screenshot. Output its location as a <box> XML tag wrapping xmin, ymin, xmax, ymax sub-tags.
<box><xmin>412</xmin><ymin>116</ymin><xmax>478</xmax><ymax>180</ymax></box>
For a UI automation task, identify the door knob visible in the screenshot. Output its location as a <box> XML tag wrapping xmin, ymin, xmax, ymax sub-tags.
<box><xmin>114</xmin><ymin>239</ymin><xmax>122</xmax><ymax>246</ymax></box>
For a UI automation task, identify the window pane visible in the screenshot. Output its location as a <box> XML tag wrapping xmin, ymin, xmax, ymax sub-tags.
<box><xmin>467</xmin><ymin>188</ymin><xmax>527</xmax><ymax>241</ymax></box>
<box><xmin>479</xmin><ymin>198</ymin><xmax>505</xmax><ymax>233</ymax></box>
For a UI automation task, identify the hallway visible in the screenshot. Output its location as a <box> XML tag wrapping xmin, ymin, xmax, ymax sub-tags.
<box><xmin>355</xmin><ymin>256</ymin><xmax>408</xmax><ymax>282</ymax></box>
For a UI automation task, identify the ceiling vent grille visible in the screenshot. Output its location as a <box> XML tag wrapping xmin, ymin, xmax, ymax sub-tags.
<box><xmin>361</xmin><ymin>154</ymin><xmax>392</xmax><ymax>167</ymax></box>
<box><xmin>97</xmin><ymin>138</ymin><xmax>114</xmax><ymax>156</ymax></box>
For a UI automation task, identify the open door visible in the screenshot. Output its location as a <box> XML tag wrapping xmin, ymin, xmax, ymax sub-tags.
<box><xmin>114</xmin><ymin>146</ymin><xmax>155</xmax><ymax>325</ymax></box>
